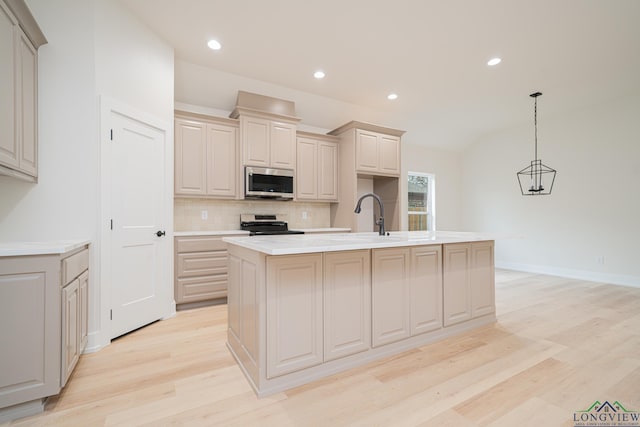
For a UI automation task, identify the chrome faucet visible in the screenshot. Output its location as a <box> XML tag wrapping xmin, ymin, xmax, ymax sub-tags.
<box><xmin>354</xmin><ymin>192</ymin><xmax>386</xmax><ymax>236</ymax></box>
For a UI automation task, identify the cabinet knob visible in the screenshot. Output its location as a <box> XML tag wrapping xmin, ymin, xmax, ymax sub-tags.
<box><xmin>156</xmin><ymin>230</ymin><xmax>166</xmax><ymax>237</ymax></box>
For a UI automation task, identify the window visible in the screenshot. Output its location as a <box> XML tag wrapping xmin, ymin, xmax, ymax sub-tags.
<box><xmin>408</xmin><ymin>172</ymin><xmax>435</xmax><ymax>231</ymax></box>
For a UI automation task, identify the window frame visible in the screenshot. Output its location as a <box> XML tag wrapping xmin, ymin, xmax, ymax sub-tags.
<box><xmin>407</xmin><ymin>171</ymin><xmax>436</xmax><ymax>231</ymax></box>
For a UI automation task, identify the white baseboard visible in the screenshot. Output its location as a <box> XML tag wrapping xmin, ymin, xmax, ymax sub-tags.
<box><xmin>496</xmin><ymin>261</ymin><xmax>640</xmax><ymax>289</ymax></box>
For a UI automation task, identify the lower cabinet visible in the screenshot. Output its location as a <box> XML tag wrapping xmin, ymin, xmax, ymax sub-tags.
<box><xmin>61</xmin><ymin>279</ymin><xmax>80</xmax><ymax>385</ymax></box>
<box><xmin>372</xmin><ymin>248</ymin><xmax>411</xmax><ymax>347</ymax></box>
<box><xmin>266</xmin><ymin>254</ymin><xmax>323</xmax><ymax>378</ymax></box>
<box><xmin>443</xmin><ymin>241</ymin><xmax>495</xmax><ymax>327</ymax></box>
<box><xmin>410</xmin><ymin>245</ymin><xmax>443</xmax><ymax>335</ymax></box>
<box><xmin>324</xmin><ymin>250</ymin><xmax>370</xmax><ymax>361</ymax></box>
<box><xmin>60</xmin><ymin>248</ymin><xmax>89</xmax><ymax>387</ymax></box>
<box><xmin>0</xmin><ymin>244</ymin><xmax>89</xmax><ymax>419</ymax></box>
<box><xmin>372</xmin><ymin>245</ymin><xmax>443</xmax><ymax>348</ymax></box>
<box><xmin>174</xmin><ymin>235</ymin><xmax>242</xmax><ymax>306</ymax></box>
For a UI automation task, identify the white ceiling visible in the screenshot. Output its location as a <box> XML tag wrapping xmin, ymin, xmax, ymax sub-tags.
<box><xmin>121</xmin><ymin>0</ymin><xmax>640</xmax><ymax>149</ymax></box>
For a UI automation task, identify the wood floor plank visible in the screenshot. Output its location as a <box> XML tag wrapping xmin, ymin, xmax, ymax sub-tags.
<box><xmin>3</xmin><ymin>269</ymin><xmax>640</xmax><ymax>427</ymax></box>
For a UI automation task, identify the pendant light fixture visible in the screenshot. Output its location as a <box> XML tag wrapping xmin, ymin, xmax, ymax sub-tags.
<box><xmin>517</xmin><ymin>92</ymin><xmax>556</xmax><ymax>195</ymax></box>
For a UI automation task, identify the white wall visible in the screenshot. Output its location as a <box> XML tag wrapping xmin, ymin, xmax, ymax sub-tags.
<box><xmin>0</xmin><ymin>0</ymin><xmax>97</xmax><ymax>242</ymax></box>
<box><xmin>94</xmin><ymin>0</ymin><xmax>174</xmax><ymax>121</ymax></box>
<box><xmin>402</xmin><ymin>144</ymin><xmax>463</xmax><ymax>231</ymax></box>
<box><xmin>462</xmin><ymin>94</ymin><xmax>640</xmax><ymax>286</ymax></box>
<box><xmin>0</xmin><ymin>0</ymin><xmax>174</xmax><ymax>350</ymax></box>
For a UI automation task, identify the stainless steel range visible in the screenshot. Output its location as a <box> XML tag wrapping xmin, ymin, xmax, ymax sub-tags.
<box><xmin>240</xmin><ymin>214</ymin><xmax>305</xmax><ymax>236</ymax></box>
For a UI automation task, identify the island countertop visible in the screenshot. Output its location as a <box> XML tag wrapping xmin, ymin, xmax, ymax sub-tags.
<box><xmin>223</xmin><ymin>231</ymin><xmax>494</xmax><ymax>255</ymax></box>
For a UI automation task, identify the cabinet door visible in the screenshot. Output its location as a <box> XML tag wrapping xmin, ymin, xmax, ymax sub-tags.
<box><xmin>324</xmin><ymin>250</ymin><xmax>371</xmax><ymax>361</ymax></box>
<box><xmin>443</xmin><ymin>243</ymin><xmax>472</xmax><ymax>327</ymax></box>
<box><xmin>206</xmin><ymin>123</ymin><xmax>237</xmax><ymax>197</ymax></box>
<box><xmin>175</xmin><ymin>119</ymin><xmax>206</xmax><ymax>195</ymax></box>
<box><xmin>18</xmin><ymin>29</ymin><xmax>37</xmax><ymax>176</ymax></box>
<box><xmin>355</xmin><ymin>130</ymin><xmax>379</xmax><ymax>173</ymax></box>
<box><xmin>242</xmin><ymin>116</ymin><xmax>270</xmax><ymax>167</ymax></box>
<box><xmin>471</xmin><ymin>241</ymin><xmax>495</xmax><ymax>317</ymax></box>
<box><xmin>378</xmin><ymin>135</ymin><xmax>400</xmax><ymax>176</ymax></box>
<box><xmin>78</xmin><ymin>270</ymin><xmax>89</xmax><ymax>352</ymax></box>
<box><xmin>270</xmin><ymin>121</ymin><xmax>296</xmax><ymax>169</ymax></box>
<box><xmin>318</xmin><ymin>141</ymin><xmax>338</xmax><ymax>200</ymax></box>
<box><xmin>0</xmin><ymin>6</ymin><xmax>18</xmax><ymax>169</ymax></box>
<box><xmin>295</xmin><ymin>137</ymin><xmax>317</xmax><ymax>200</ymax></box>
<box><xmin>410</xmin><ymin>245</ymin><xmax>443</xmax><ymax>335</ymax></box>
<box><xmin>62</xmin><ymin>278</ymin><xmax>80</xmax><ymax>386</ymax></box>
<box><xmin>266</xmin><ymin>254</ymin><xmax>323</xmax><ymax>378</ymax></box>
<box><xmin>372</xmin><ymin>248</ymin><xmax>411</xmax><ymax>347</ymax></box>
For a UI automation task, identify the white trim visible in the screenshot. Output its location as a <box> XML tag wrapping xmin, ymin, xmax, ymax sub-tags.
<box><xmin>496</xmin><ymin>261</ymin><xmax>640</xmax><ymax>289</ymax></box>
<box><xmin>97</xmin><ymin>96</ymin><xmax>175</xmax><ymax>349</ymax></box>
<box><xmin>407</xmin><ymin>171</ymin><xmax>436</xmax><ymax>231</ymax></box>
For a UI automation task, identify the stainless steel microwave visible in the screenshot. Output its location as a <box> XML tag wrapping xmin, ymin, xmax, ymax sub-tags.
<box><xmin>245</xmin><ymin>166</ymin><xmax>294</xmax><ymax>200</ymax></box>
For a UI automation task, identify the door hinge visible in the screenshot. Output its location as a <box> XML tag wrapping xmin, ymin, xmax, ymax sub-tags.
<box><xmin>110</xmin><ymin>129</ymin><xmax>113</xmax><ymax>141</ymax></box>
<box><xmin>110</xmin><ymin>219</ymin><xmax>113</xmax><ymax>230</ymax></box>
<box><xmin>110</xmin><ymin>309</ymin><xmax>113</xmax><ymax>320</ymax></box>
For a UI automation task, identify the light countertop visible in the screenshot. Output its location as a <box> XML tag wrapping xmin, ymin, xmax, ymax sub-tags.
<box><xmin>0</xmin><ymin>239</ymin><xmax>91</xmax><ymax>257</ymax></box>
<box><xmin>223</xmin><ymin>231</ymin><xmax>495</xmax><ymax>255</ymax></box>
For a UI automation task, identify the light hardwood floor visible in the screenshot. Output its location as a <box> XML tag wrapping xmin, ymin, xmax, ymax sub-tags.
<box><xmin>4</xmin><ymin>269</ymin><xmax>640</xmax><ymax>427</ymax></box>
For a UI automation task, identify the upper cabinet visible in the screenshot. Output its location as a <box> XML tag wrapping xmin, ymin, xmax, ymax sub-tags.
<box><xmin>328</xmin><ymin>121</ymin><xmax>405</xmax><ymax>232</ymax></box>
<box><xmin>296</xmin><ymin>132</ymin><xmax>339</xmax><ymax>202</ymax></box>
<box><xmin>239</xmin><ymin>115</ymin><xmax>296</xmax><ymax>169</ymax></box>
<box><xmin>174</xmin><ymin>112</ymin><xmax>239</xmax><ymax>199</ymax></box>
<box><xmin>231</xmin><ymin>91</ymin><xmax>300</xmax><ymax>171</ymax></box>
<box><xmin>0</xmin><ymin>0</ymin><xmax>47</xmax><ymax>182</ymax></box>
<box><xmin>355</xmin><ymin>129</ymin><xmax>401</xmax><ymax>176</ymax></box>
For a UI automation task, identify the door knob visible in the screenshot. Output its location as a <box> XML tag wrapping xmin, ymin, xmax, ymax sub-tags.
<box><xmin>156</xmin><ymin>230</ymin><xmax>166</xmax><ymax>237</ymax></box>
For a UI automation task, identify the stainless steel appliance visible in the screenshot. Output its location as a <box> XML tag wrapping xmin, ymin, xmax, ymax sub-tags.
<box><xmin>240</xmin><ymin>214</ymin><xmax>304</xmax><ymax>235</ymax></box>
<box><xmin>245</xmin><ymin>166</ymin><xmax>294</xmax><ymax>200</ymax></box>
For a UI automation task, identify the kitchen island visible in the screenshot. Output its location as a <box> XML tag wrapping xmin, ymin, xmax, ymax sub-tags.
<box><xmin>223</xmin><ymin>231</ymin><xmax>495</xmax><ymax>396</ymax></box>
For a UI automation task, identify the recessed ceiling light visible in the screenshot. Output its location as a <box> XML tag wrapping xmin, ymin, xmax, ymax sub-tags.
<box><xmin>387</xmin><ymin>93</ymin><xmax>398</xmax><ymax>100</ymax></box>
<box><xmin>207</xmin><ymin>39</ymin><xmax>222</xmax><ymax>50</ymax></box>
<box><xmin>313</xmin><ymin>70</ymin><xmax>325</xmax><ymax>79</ymax></box>
<box><xmin>487</xmin><ymin>57</ymin><xmax>501</xmax><ymax>66</ymax></box>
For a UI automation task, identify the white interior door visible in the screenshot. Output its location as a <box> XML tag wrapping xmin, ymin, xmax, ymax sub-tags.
<box><xmin>109</xmin><ymin>110</ymin><xmax>169</xmax><ymax>339</ymax></box>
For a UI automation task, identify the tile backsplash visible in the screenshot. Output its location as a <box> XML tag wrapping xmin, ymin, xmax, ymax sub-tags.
<box><xmin>174</xmin><ymin>198</ymin><xmax>331</xmax><ymax>231</ymax></box>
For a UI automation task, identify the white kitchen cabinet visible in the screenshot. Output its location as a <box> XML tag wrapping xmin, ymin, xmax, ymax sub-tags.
<box><xmin>373</xmin><ymin>245</ymin><xmax>443</xmax><ymax>347</ymax></box>
<box><xmin>328</xmin><ymin>121</ymin><xmax>405</xmax><ymax>232</ymax></box>
<box><xmin>61</xmin><ymin>278</ymin><xmax>80</xmax><ymax>386</ymax></box>
<box><xmin>206</xmin><ymin>122</ymin><xmax>237</xmax><ymax>197</ymax></box>
<box><xmin>410</xmin><ymin>245</ymin><xmax>443</xmax><ymax>335</ymax></box>
<box><xmin>470</xmin><ymin>241</ymin><xmax>495</xmax><ymax>317</ymax></box>
<box><xmin>174</xmin><ymin>114</ymin><xmax>239</xmax><ymax>198</ymax></box>
<box><xmin>0</xmin><ymin>0</ymin><xmax>46</xmax><ymax>182</ymax></box>
<box><xmin>240</xmin><ymin>115</ymin><xmax>296</xmax><ymax>169</ymax></box>
<box><xmin>443</xmin><ymin>241</ymin><xmax>495</xmax><ymax>327</ymax></box>
<box><xmin>296</xmin><ymin>132</ymin><xmax>338</xmax><ymax>202</ymax></box>
<box><xmin>355</xmin><ymin>129</ymin><xmax>400</xmax><ymax>176</ymax></box>
<box><xmin>266</xmin><ymin>254</ymin><xmax>323</xmax><ymax>378</ymax></box>
<box><xmin>443</xmin><ymin>243</ymin><xmax>471</xmax><ymax>327</ymax></box>
<box><xmin>0</xmin><ymin>243</ymin><xmax>89</xmax><ymax>421</ymax></box>
<box><xmin>372</xmin><ymin>247</ymin><xmax>411</xmax><ymax>347</ymax></box>
<box><xmin>324</xmin><ymin>250</ymin><xmax>370</xmax><ymax>361</ymax></box>
<box><xmin>174</xmin><ymin>235</ymin><xmax>242</xmax><ymax>307</ymax></box>
<box><xmin>174</xmin><ymin>119</ymin><xmax>206</xmax><ymax>195</ymax></box>
<box><xmin>60</xmin><ymin>248</ymin><xmax>89</xmax><ymax>387</ymax></box>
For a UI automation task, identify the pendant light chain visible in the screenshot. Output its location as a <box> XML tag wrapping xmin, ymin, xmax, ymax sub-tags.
<box><xmin>534</xmin><ymin>95</ymin><xmax>538</xmax><ymax>161</ymax></box>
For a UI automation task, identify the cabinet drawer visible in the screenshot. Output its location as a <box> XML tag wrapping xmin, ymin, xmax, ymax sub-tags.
<box><xmin>177</xmin><ymin>251</ymin><xmax>227</xmax><ymax>277</ymax></box>
<box><xmin>176</xmin><ymin>276</ymin><xmax>227</xmax><ymax>303</ymax></box>
<box><xmin>62</xmin><ymin>248</ymin><xmax>89</xmax><ymax>285</ymax></box>
<box><xmin>176</xmin><ymin>236</ymin><xmax>226</xmax><ymax>253</ymax></box>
